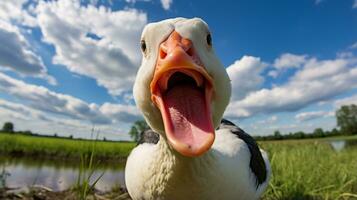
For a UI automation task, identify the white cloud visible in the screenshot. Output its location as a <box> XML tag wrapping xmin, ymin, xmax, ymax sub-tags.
<box><xmin>350</xmin><ymin>42</ymin><xmax>357</xmax><ymax>49</ymax></box>
<box><xmin>257</xmin><ymin>115</ymin><xmax>278</xmax><ymax>125</ymax></box>
<box><xmin>160</xmin><ymin>0</ymin><xmax>172</xmax><ymax>10</ymax></box>
<box><xmin>0</xmin><ymin>100</ymin><xmax>131</xmax><ymax>140</ymax></box>
<box><xmin>89</xmin><ymin>0</ymin><xmax>100</xmax><ymax>5</ymax></box>
<box><xmin>295</xmin><ymin>111</ymin><xmax>334</xmax><ymax>122</ymax></box>
<box><xmin>274</xmin><ymin>53</ymin><xmax>307</xmax><ymax>69</ymax></box>
<box><xmin>337</xmin><ymin>51</ymin><xmax>354</xmax><ymax>58</ymax></box>
<box><xmin>243</xmin><ymin>114</ymin><xmax>337</xmax><ymax>136</ymax></box>
<box><xmin>125</xmin><ymin>0</ymin><xmax>151</xmax><ymax>3</ymax></box>
<box><xmin>0</xmin><ymin>0</ymin><xmax>37</xmax><ymax>27</ymax></box>
<box><xmin>0</xmin><ymin>21</ymin><xmax>56</xmax><ymax>84</ymax></box>
<box><xmin>100</xmin><ymin>102</ymin><xmax>141</xmax><ymax>123</ymax></box>
<box><xmin>35</xmin><ymin>0</ymin><xmax>147</xmax><ymax>95</ymax></box>
<box><xmin>334</xmin><ymin>94</ymin><xmax>357</xmax><ymax>108</ymax></box>
<box><xmin>268</xmin><ymin>70</ymin><xmax>278</xmax><ymax>78</ymax></box>
<box><xmin>0</xmin><ymin>99</ymin><xmax>67</xmax><ymax>124</ymax></box>
<box><xmin>0</xmin><ymin>99</ymin><xmax>85</xmax><ymax>131</ymax></box>
<box><xmin>0</xmin><ymin>21</ymin><xmax>55</xmax><ymax>83</ymax></box>
<box><xmin>0</xmin><ymin>0</ymin><xmax>147</xmax><ymax>139</ymax></box>
<box><xmin>353</xmin><ymin>0</ymin><xmax>357</xmax><ymax>9</ymax></box>
<box><xmin>0</xmin><ymin>100</ymin><xmax>34</xmax><ymax>121</ymax></box>
<box><xmin>227</xmin><ymin>56</ymin><xmax>267</xmax><ymax>101</ymax></box>
<box><xmin>0</xmin><ymin>1</ymin><xmax>56</xmax><ymax>84</ymax></box>
<box><xmin>226</xmin><ymin>55</ymin><xmax>357</xmax><ymax>118</ymax></box>
<box><xmin>0</xmin><ymin>72</ymin><xmax>140</xmax><ymax>125</ymax></box>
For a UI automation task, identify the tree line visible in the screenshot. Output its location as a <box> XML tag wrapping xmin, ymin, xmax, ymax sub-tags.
<box><xmin>0</xmin><ymin>122</ymin><xmax>76</xmax><ymax>139</ymax></box>
<box><xmin>254</xmin><ymin>128</ymin><xmax>340</xmax><ymax>141</ymax></box>
<box><xmin>0</xmin><ymin>122</ymin><xmax>111</xmax><ymax>142</ymax></box>
<box><xmin>255</xmin><ymin>104</ymin><xmax>357</xmax><ymax>141</ymax></box>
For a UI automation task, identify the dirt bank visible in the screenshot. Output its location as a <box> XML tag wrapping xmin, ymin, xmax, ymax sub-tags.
<box><xmin>1</xmin><ymin>186</ymin><xmax>132</xmax><ymax>200</ymax></box>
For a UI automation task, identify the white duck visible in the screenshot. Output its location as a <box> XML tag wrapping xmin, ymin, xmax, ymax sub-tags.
<box><xmin>125</xmin><ymin>17</ymin><xmax>271</xmax><ymax>200</ymax></box>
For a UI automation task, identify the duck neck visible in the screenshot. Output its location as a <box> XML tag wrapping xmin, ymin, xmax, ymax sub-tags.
<box><xmin>155</xmin><ymin>136</ymin><xmax>183</xmax><ymax>169</ymax></box>
<box><xmin>155</xmin><ymin>135</ymin><xmax>202</xmax><ymax>164</ymax></box>
<box><xmin>147</xmin><ymin>135</ymin><xmax>216</xmax><ymax>196</ymax></box>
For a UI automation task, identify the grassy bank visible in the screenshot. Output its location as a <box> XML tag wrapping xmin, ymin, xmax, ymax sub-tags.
<box><xmin>0</xmin><ymin>133</ymin><xmax>135</xmax><ymax>162</ymax></box>
<box><xmin>260</xmin><ymin>138</ymin><xmax>357</xmax><ymax>200</ymax></box>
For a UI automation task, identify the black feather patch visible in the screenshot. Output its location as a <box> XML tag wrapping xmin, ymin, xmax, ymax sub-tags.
<box><xmin>137</xmin><ymin>129</ymin><xmax>160</xmax><ymax>145</ymax></box>
<box><xmin>218</xmin><ymin>118</ymin><xmax>267</xmax><ymax>188</ymax></box>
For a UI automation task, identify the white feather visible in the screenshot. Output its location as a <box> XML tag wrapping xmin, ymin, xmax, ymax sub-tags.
<box><xmin>125</xmin><ymin>129</ymin><xmax>271</xmax><ymax>200</ymax></box>
<box><xmin>127</xmin><ymin>17</ymin><xmax>271</xmax><ymax>200</ymax></box>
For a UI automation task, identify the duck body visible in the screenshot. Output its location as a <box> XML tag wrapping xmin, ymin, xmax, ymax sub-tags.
<box><xmin>125</xmin><ymin>119</ymin><xmax>270</xmax><ymax>200</ymax></box>
<box><xmin>125</xmin><ymin>17</ymin><xmax>271</xmax><ymax>200</ymax></box>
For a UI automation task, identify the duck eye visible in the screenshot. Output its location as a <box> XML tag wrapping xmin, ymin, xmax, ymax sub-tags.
<box><xmin>140</xmin><ymin>40</ymin><xmax>146</xmax><ymax>53</ymax></box>
<box><xmin>206</xmin><ymin>34</ymin><xmax>212</xmax><ymax>46</ymax></box>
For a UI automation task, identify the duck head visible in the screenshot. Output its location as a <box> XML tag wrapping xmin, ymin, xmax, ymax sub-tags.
<box><xmin>133</xmin><ymin>18</ymin><xmax>231</xmax><ymax>157</ymax></box>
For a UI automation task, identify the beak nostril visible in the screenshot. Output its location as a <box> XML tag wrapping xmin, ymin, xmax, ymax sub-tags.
<box><xmin>187</xmin><ymin>48</ymin><xmax>194</xmax><ymax>57</ymax></box>
<box><xmin>160</xmin><ymin>49</ymin><xmax>167</xmax><ymax>59</ymax></box>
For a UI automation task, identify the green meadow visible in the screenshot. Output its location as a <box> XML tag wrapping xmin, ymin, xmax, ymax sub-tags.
<box><xmin>0</xmin><ymin>133</ymin><xmax>135</xmax><ymax>162</ymax></box>
<box><xmin>260</xmin><ymin>136</ymin><xmax>357</xmax><ymax>200</ymax></box>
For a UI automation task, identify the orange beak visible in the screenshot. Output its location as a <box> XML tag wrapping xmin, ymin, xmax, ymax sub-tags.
<box><xmin>150</xmin><ymin>31</ymin><xmax>215</xmax><ymax>157</ymax></box>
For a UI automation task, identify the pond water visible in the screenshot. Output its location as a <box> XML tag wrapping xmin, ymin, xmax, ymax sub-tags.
<box><xmin>329</xmin><ymin>139</ymin><xmax>357</xmax><ymax>152</ymax></box>
<box><xmin>0</xmin><ymin>156</ymin><xmax>126</xmax><ymax>191</ymax></box>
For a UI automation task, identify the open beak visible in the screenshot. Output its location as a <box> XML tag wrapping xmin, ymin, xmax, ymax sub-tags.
<box><xmin>150</xmin><ymin>31</ymin><xmax>215</xmax><ymax>157</ymax></box>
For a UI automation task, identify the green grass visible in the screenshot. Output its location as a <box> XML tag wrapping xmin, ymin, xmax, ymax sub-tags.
<box><xmin>321</xmin><ymin>134</ymin><xmax>357</xmax><ymax>141</ymax></box>
<box><xmin>260</xmin><ymin>138</ymin><xmax>357</xmax><ymax>200</ymax></box>
<box><xmin>0</xmin><ymin>133</ymin><xmax>135</xmax><ymax>162</ymax></box>
<box><xmin>73</xmin><ymin>139</ymin><xmax>104</xmax><ymax>200</ymax></box>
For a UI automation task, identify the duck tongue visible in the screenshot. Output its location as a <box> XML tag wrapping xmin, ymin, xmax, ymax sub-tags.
<box><xmin>157</xmin><ymin>84</ymin><xmax>215</xmax><ymax>157</ymax></box>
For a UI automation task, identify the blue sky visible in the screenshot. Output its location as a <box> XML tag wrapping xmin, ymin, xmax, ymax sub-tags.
<box><xmin>0</xmin><ymin>0</ymin><xmax>356</xmax><ymax>140</ymax></box>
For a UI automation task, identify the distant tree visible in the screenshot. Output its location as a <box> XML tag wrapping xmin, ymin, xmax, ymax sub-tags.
<box><xmin>336</xmin><ymin>104</ymin><xmax>357</xmax><ymax>135</ymax></box>
<box><xmin>2</xmin><ymin>122</ymin><xmax>14</xmax><ymax>133</ymax></box>
<box><xmin>54</xmin><ymin>133</ymin><xmax>58</xmax><ymax>137</ymax></box>
<box><xmin>313</xmin><ymin>128</ymin><xmax>325</xmax><ymax>137</ymax></box>
<box><xmin>23</xmin><ymin>130</ymin><xmax>32</xmax><ymax>135</ymax></box>
<box><xmin>294</xmin><ymin>131</ymin><xmax>306</xmax><ymax>139</ymax></box>
<box><xmin>331</xmin><ymin>128</ymin><xmax>340</xmax><ymax>136</ymax></box>
<box><xmin>129</xmin><ymin>120</ymin><xmax>149</xmax><ymax>142</ymax></box>
<box><xmin>69</xmin><ymin>135</ymin><xmax>73</xmax><ymax>139</ymax></box>
<box><xmin>103</xmin><ymin>137</ymin><xmax>107</xmax><ymax>141</ymax></box>
<box><xmin>273</xmin><ymin>130</ymin><xmax>283</xmax><ymax>140</ymax></box>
